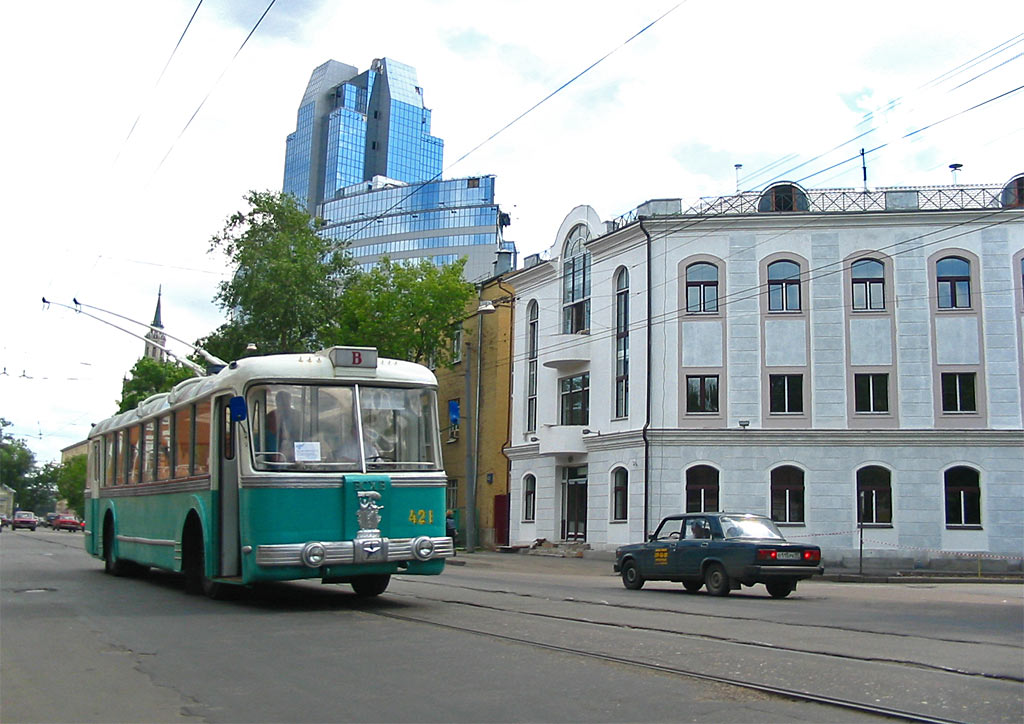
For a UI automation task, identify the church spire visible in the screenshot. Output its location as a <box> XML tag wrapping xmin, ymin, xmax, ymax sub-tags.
<box><xmin>151</xmin><ymin>284</ymin><xmax>164</xmax><ymax>328</ymax></box>
<box><xmin>144</xmin><ymin>286</ymin><xmax>167</xmax><ymax>362</ymax></box>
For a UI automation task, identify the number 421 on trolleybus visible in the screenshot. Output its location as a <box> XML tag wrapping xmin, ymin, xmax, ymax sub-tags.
<box><xmin>83</xmin><ymin>346</ymin><xmax>454</xmax><ymax>598</ymax></box>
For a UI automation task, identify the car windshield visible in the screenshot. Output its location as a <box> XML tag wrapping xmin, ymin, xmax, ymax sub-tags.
<box><xmin>248</xmin><ymin>383</ymin><xmax>441</xmax><ymax>473</ymax></box>
<box><xmin>15</xmin><ymin>512</ymin><xmax>33</xmax><ymax>519</ymax></box>
<box><xmin>720</xmin><ymin>516</ymin><xmax>785</xmax><ymax>540</ymax></box>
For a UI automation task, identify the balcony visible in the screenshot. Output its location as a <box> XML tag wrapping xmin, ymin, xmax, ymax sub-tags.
<box><xmin>541</xmin><ymin>331</ymin><xmax>591</xmax><ymax>369</ymax></box>
<box><xmin>535</xmin><ymin>425</ymin><xmax>587</xmax><ymax>455</ymax></box>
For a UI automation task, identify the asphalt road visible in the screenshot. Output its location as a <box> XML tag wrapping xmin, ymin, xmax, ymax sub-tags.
<box><xmin>2</xmin><ymin>529</ymin><xmax>1021</xmax><ymax>723</ymax></box>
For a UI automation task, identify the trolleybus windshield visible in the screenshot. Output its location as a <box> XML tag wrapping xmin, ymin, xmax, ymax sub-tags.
<box><xmin>249</xmin><ymin>383</ymin><xmax>440</xmax><ymax>472</ymax></box>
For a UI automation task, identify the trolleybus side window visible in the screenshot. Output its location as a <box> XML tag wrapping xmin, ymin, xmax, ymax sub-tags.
<box><xmin>143</xmin><ymin>420</ymin><xmax>157</xmax><ymax>483</ymax></box>
<box><xmin>194</xmin><ymin>400</ymin><xmax>211</xmax><ymax>475</ymax></box>
<box><xmin>127</xmin><ymin>425</ymin><xmax>141</xmax><ymax>484</ymax></box>
<box><xmin>105</xmin><ymin>434</ymin><xmax>116</xmax><ymax>486</ymax></box>
<box><xmin>222</xmin><ymin>402</ymin><xmax>235</xmax><ymax>461</ymax></box>
<box><xmin>157</xmin><ymin>415</ymin><xmax>172</xmax><ymax>481</ymax></box>
<box><xmin>115</xmin><ymin>429</ymin><xmax>126</xmax><ymax>485</ymax></box>
<box><xmin>173</xmin><ymin>407</ymin><xmax>192</xmax><ymax>478</ymax></box>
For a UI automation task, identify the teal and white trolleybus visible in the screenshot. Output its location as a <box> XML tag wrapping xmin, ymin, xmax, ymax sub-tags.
<box><xmin>83</xmin><ymin>346</ymin><xmax>454</xmax><ymax>598</ymax></box>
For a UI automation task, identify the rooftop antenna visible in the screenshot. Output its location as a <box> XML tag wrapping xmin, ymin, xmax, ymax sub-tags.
<box><xmin>861</xmin><ymin>148</ymin><xmax>868</xmax><ymax>192</ymax></box>
<box><xmin>949</xmin><ymin>163</ymin><xmax>963</xmax><ymax>185</ymax></box>
<box><xmin>734</xmin><ymin>164</ymin><xmax>743</xmax><ymax>193</ymax></box>
<box><xmin>41</xmin><ymin>298</ymin><xmax>206</xmax><ymax>376</ymax></box>
<box><xmin>70</xmin><ymin>297</ymin><xmax>227</xmax><ymax>369</ymax></box>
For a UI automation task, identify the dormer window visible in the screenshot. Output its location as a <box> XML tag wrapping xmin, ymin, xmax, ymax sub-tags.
<box><xmin>758</xmin><ymin>183</ymin><xmax>809</xmax><ymax>212</ymax></box>
<box><xmin>1001</xmin><ymin>174</ymin><xmax>1024</xmax><ymax>208</ymax></box>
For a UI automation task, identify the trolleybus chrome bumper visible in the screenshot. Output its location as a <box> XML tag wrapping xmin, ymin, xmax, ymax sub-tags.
<box><xmin>254</xmin><ymin>536</ymin><xmax>454</xmax><ymax>568</ymax></box>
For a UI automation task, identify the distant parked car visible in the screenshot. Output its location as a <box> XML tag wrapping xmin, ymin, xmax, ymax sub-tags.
<box><xmin>43</xmin><ymin>512</ymin><xmax>60</xmax><ymax>528</ymax></box>
<box><xmin>0</xmin><ymin>513</ymin><xmax>10</xmax><ymax>528</ymax></box>
<box><xmin>53</xmin><ymin>514</ymin><xmax>84</xmax><ymax>532</ymax></box>
<box><xmin>614</xmin><ymin>512</ymin><xmax>823</xmax><ymax>598</ymax></box>
<box><xmin>11</xmin><ymin>511</ymin><xmax>38</xmax><ymax>531</ymax></box>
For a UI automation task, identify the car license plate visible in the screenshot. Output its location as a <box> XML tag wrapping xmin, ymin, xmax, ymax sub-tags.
<box><xmin>777</xmin><ymin>551</ymin><xmax>801</xmax><ymax>560</ymax></box>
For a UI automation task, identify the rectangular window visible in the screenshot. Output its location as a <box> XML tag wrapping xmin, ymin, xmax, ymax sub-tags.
<box><xmin>126</xmin><ymin>426</ymin><xmax>141</xmax><ymax>484</ymax></box>
<box><xmin>686</xmin><ymin>375</ymin><xmax>719</xmax><ymax>413</ymax></box>
<box><xmin>854</xmin><ymin>373</ymin><xmax>889</xmax><ymax>413</ymax></box>
<box><xmin>941</xmin><ymin>373</ymin><xmax>976</xmax><ymax>413</ymax></box>
<box><xmin>526</xmin><ymin>360</ymin><xmax>537</xmax><ymax>432</ymax></box>
<box><xmin>173</xmin><ymin>408</ymin><xmax>192</xmax><ymax>477</ymax></box>
<box><xmin>771</xmin><ymin>485</ymin><xmax>805</xmax><ymax>523</ymax></box>
<box><xmin>945</xmin><ymin>486</ymin><xmax>981</xmax><ymax>526</ymax></box>
<box><xmin>559</xmin><ymin>373</ymin><xmax>590</xmax><ymax>426</ymax></box>
<box><xmin>194</xmin><ymin>400</ymin><xmax>212</xmax><ymax>475</ymax></box>
<box><xmin>156</xmin><ymin>415</ymin><xmax>172</xmax><ymax>480</ymax></box>
<box><xmin>104</xmin><ymin>434</ymin><xmax>116</xmax><ymax>486</ymax></box>
<box><xmin>769</xmin><ymin>375</ymin><xmax>803</xmax><ymax>413</ymax></box>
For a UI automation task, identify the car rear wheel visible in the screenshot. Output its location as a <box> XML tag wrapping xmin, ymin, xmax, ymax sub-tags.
<box><xmin>704</xmin><ymin>563</ymin><xmax>730</xmax><ymax>596</ymax></box>
<box><xmin>620</xmin><ymin>560</ymin><xmax>645</xmax><ymax>590</ymax></box>
<box><xmin>766</xmin><ymin>579</ymin><xmax>795</xmax><ymax>599</ymax></box>
<box><xmin>682</xmin><ymin>581</ymin><xmax>703</xmax><ymax>594</ymax></box>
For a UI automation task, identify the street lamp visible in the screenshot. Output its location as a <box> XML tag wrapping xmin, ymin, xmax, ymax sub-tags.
<box><xmin>462</xmin><ymin>299</ymin><xmax>496</xmax><ymax>552</ymax></box>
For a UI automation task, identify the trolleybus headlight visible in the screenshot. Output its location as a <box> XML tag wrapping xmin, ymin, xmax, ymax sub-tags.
<box><xmin>301</xmin><ymin>542</ymin><xmax>327</xmax><ymax>567</ymax></box>
<box><xmin>411</xmin><ymin>536</ymin><xmax>435</xmax><ymax>561</ymax></box>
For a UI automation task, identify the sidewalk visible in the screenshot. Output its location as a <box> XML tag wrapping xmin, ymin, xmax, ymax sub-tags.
<box><xmin>447</xmin><ymin>549</ymin><xmax>1024</xmax><ymax>584</ymax></box>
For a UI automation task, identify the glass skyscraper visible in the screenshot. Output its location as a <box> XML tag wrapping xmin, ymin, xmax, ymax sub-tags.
<box><xmin>283</xmin><ymin>58</ymin><xmax>514</xmax><ymax>280</ymax></box>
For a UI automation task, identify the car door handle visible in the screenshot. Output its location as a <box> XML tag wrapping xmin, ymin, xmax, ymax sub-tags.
<box><xmin>701</xmin><ymin>542</ymin><xmax>709</xmax><ymax>547</ymax></box>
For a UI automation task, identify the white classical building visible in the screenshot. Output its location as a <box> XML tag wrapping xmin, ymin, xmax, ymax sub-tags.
<box><xmin>505</xmin><ymin>176</ymin><xmax>1024</xmax><ymax>567</ymax></box>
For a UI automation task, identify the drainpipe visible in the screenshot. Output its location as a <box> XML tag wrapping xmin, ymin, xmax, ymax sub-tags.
<box><xmin>639</xmin><ymin>217</ymin><xmax>653</xmax><ymax>541</ymax></box>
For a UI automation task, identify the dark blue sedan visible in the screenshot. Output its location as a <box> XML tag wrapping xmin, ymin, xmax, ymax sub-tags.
<box><xmin>614</xmin><ymin>513</ymin><xmax>823</xmax><ymax>598</ymax></box>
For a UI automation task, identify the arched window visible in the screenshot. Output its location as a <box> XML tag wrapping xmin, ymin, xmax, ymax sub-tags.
<box><xmin>686</xmin><ymin>262</ymin><xmax>719</xmax><ymax>313</ymax></box>
<box><xmin>768</xmin><ymin>260</ymin><xmax>801</xmax><ymax>311</ymax></box>
<box><xmin>615</xmin><ymin>268</ymin><xmax>629</xmax><ymax>418</ymax></box>
<box><xmin>936</xmin><ymin>256</ymin><xmax>971</xmax><ymax>309</ymax></box>
<box><xmin>857</xmin><ymin>466</ymin><xmax>892</xmax><ymax>525</ymax></box>
<box><xmin>526</xmin><ymin>300</ymin><xmax>538</xmax><ymax>433</ymax></box>
<box><xmin>1001</xmin><ymin>174</ymin><xmax>1024</xmax><ymax>208</ymax></box>
<box><xmin>758</xmin><ymin>183</ymin><xmax>809</xmax><ymax>212</ymax></box>
<box><xmin>944</xmin><ymin>466</ymin><xmax>981</xmax><ymax>526</ymax></box>
<box><xmin>562</xmin><ymin>224</ymin><xmax>591</xmax><ymax>333</ymax></box>
<box><xmin>686</xmin><ymin>465</ymin><xmax>719</xmax><ymax>512</ymax></box>
<box><xmin>851</xmin><ymin>258</ymin><xmax>885</xmax><ymax>311</ymax></box>
<box><xmin>771</xmin><ymin>466</ymin><xmax>805</xmax><ymax>523</ymax></box>
<box><xmin>611</xmin><ymin>468</ymin><xmax>628</xmax><ymax>521</ymax></box>
<box><xmin>523</xmin><ymin>474</ymin><xmax>536</xmax><ymax>522</ymax></box>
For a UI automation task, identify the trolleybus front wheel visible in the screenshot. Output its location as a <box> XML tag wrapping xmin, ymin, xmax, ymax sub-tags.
<box><xmin>351</xmin><ymin>574</ymin><xmax>390</xmax><ymax>597</ymax></box>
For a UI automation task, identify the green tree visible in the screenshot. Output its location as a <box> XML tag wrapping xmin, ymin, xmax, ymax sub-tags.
<box><xmin>118</xmin><ymin>357</ymin><xmax>196</xmax><ymax>413</ymax></box>
<box><xmin>203</xmin><ymin>190</ymin><xmax>356</xmax><ymax>359</ymax></box>
<box><xmin>56</xmin><ymin>455</ymin><xmax>87</xmax><ymax>518</ymax></box>
<box><xmin>1</xmin><ymin>418</ymin><xmax>36</xmax><ymax>510</ymax></box>
<box><xmin>20</xmin><ymin>461</ymin><xmax>58</xmax><ymax>513</ymax></box>
<box><xmin>332</xmin><ymin>257</ymin><xmax>475</xmax><ymax>365</ymax></box>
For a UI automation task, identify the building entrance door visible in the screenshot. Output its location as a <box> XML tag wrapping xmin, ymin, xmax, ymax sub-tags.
<box><xmin>561</xmin><ymin>465</ymin><xmax>588</xmax><ymax>541</ymax></box>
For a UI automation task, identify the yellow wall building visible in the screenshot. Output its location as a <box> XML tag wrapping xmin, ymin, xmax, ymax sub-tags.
<box><xmin>435</xmin><ymin>275</ymin><xmax>515</xmax><ymax>550</ymax></box>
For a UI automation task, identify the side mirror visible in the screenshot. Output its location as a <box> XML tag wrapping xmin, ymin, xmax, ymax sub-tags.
<box><xmin>229</xmin><ymin>396</ymin><xmax>248</xmax><ymax>422</ymax></box>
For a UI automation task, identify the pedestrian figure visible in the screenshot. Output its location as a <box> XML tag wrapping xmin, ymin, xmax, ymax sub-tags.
<box><xmin>446</xmin><ymin>510</ymin><xmax>457</xmax><ymax>555</ymax></box>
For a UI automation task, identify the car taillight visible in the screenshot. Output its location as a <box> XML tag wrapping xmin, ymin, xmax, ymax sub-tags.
<box><xmin>756</xmin><ymin>549</ymin><xmax>777</xmax><ymax>560</ymax></box>
<box><xmin>803</xmin><ymin>549</ymin><xmax>820</xmax><ymax>562</ymax></box>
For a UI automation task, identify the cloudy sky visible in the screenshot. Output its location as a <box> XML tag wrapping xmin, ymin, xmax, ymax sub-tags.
<box><xmin>1</xmin><ymin>0</ymin><xmax>1021</xmax><ymax>463</ymax></box>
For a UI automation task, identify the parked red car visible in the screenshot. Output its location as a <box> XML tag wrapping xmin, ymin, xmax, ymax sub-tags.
<box><xmin>52</xmin><ymin>514</ymin><xmax>84</xmax><ymax>532</ymax></box>
<box><xmin>11</xmin><ymin>511</ymin><xmax>38</xmax><ymax>530</ymax></box>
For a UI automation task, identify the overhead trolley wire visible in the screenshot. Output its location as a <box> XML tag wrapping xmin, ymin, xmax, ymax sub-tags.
<box><xmin>114</xmin><ymin>0</ymin><xmax>204</xmax><ymax>163</ymax></box>
<box><xmin>155</xmin><ymin>0</ymin><xmax>277</xmax><ymax>174</ymax></box>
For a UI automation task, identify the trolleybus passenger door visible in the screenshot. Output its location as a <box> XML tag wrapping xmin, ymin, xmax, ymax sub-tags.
<box><xmin>216</xmin><ymin>396</ymin><xmax>241</xmax><ymax>577</ymax></box>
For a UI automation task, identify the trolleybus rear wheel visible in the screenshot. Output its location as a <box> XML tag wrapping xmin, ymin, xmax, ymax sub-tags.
<box><xmin>351</xmin><ymin>574</ymin><xmax>390</xmax><ymax>597</ymax></box>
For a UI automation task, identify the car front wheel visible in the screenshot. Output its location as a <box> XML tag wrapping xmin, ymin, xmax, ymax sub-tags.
<box><xmin>766</xmin><ymin>579</ymin><xmax>795</xmax><ymax>599</ymax></box>
<box><xmin>620</xmin><ymin>560</ymin><xmax>645</xmax><ymax>590</ymax></box>
<box><xmin>704</xmin><ymin>563</ymin><xmax>730</xmax><ymax>596</ymax></box>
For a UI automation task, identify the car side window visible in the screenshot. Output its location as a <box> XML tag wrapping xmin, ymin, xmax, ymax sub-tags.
<box><xmin>685</xmin><ymin>517</ymin><xmax>711</xmax><ymax>539</ymax></box>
